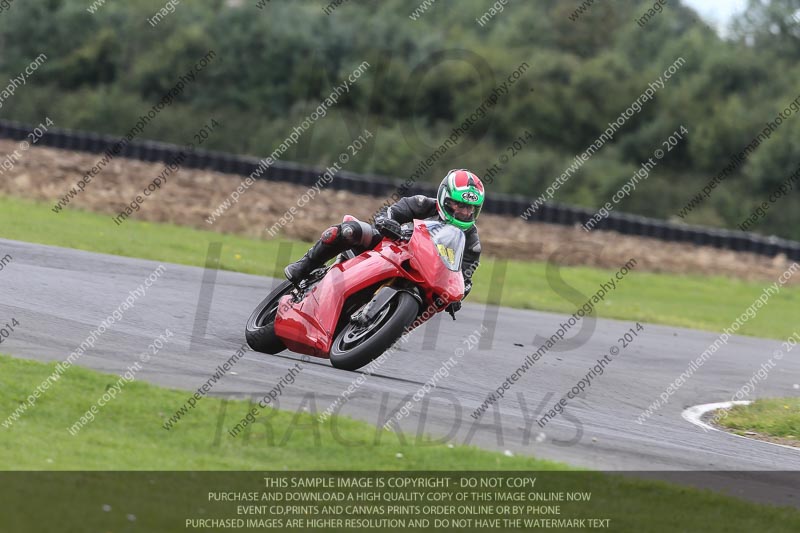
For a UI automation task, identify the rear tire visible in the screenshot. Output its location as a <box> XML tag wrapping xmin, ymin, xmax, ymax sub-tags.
<box><xmin>245</xmin><ymin>280</ymin><xmax>293</xmax><ymax>355</ymax></box>
<box><xmin>329</xmin><ymin>292</ymin><xmax>419</xmax><ymax>371</ymax></box>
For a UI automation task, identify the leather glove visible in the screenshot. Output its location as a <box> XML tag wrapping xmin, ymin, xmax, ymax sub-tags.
<box><xmin>375</xmin><ymin>215</ymin><xmax>402</xmax><ymax>239</ymax></box>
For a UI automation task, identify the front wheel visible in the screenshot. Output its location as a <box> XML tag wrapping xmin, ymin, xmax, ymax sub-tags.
<box><xmin>329</xmin><ymin>292</ymin><xmax>419</xmax><ymax>371</ymax></box>
<box><xmin>245</xmin><ymin>280</ymin><xmax>294</xmax><ymax>355</ymax></box>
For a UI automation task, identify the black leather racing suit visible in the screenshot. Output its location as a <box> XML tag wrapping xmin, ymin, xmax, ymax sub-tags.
<box><xmin>377</xmin><ymin>195</ymin><xmax>481</xmax><ymax>298</ymax></box>
<box><xmin>312</xmin><ymin>195</ymin><xmax>481</xmax><ymax>299</ymax></box>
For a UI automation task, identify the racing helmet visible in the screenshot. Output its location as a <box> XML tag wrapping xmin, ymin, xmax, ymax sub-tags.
<box><xmin>436</xmin><ymin>169</ymin><xmax>485</xmax><ymax>231</ymax></box>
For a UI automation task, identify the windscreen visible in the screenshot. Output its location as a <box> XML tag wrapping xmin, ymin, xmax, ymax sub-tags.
<box><xmin>421</xmin><ymin>220</ymin><xmax>465</xmax><ymax>271</ymax></box>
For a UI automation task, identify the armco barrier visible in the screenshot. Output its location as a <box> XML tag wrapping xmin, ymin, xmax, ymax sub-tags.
<box><xmin>1</xmin><ymin>119</ymin><xmax>798</xmax><ymax>261</ymax></box>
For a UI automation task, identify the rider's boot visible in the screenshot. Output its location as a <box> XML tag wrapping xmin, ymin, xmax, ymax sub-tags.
<box><xmin>284</xmin><ymin>240</ymin><xmax>342</xmax><ymax>284</ymax></box>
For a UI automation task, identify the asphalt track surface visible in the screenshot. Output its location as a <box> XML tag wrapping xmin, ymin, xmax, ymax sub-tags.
<box><xmin>2</xmin><ymin>238</ymin><xmax>798</xmax><ymax>507</ymax></box>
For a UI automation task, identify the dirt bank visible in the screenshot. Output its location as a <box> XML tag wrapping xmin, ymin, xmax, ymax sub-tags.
<box><xmin>0</xmin><ymin>139</ymin><xmax>795</xmax><ymax>283</ymax></box>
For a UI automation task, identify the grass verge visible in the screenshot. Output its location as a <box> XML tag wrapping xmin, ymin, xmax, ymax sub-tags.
<box><xmin>1</xmin><ymin>354</ymin><xmax>800</xmax><ymax>533</ymax></box>
<box><xmin>716</xmin><ymin>398</ymin><xmax>800</xmax><ymax>444</ymax></box>
<box><xmin>0</xmin><ymin>354</ymin><xmax>564</xmax><ymax>470</ymax></box>
<box><xmin>1</xmin><ymin>194</ymin><xmax>798</xmax><ymax>339</ymax></box>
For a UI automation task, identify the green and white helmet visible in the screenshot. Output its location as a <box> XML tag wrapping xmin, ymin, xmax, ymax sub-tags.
<box><xmin>436</xmin><ymin>169</ymin><xmax>485</xmax><ymax>231</ymax></box>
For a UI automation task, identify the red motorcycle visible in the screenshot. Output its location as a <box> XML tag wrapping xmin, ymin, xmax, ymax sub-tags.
<box><xmin>245</xmin><ymin>216</ymin><xmax>466</xmax><ymax>370</ymax></box>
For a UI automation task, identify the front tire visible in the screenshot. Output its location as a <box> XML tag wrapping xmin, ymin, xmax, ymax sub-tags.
<box><xmin>245</xmin><ymin>280</ymin><xmax>294</xmax><ymax>354</ymax></box>
<box><xmin>329</xmin><ymin>292</ymin><xmax>419</xmax><ymax>371</ymax></box>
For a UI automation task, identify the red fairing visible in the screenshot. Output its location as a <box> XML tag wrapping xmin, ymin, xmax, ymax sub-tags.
<box><xmin>406</xmin><ymin>223</ymin><xmax>464</xmax><ymax>305</ymax></box>
<box><xmin>274</xmin><ymin>220</ymin><xmax>464</xmax><ymax>358</ymax></box>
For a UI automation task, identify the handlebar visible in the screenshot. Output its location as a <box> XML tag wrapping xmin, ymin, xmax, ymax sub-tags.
<box><xmin>377</xmin><ymin>219</ymin><xmax>413</xmax><ymax>242</ymax></box>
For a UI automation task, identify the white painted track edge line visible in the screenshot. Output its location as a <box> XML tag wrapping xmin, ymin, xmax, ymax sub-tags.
<box><xmin>682</xmin><ymin>401</ymin><xmax>800</xmax><ymax>452</ymax></box>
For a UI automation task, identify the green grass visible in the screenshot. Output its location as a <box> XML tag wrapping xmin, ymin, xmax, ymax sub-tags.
<box><xmin>470</xmin><ymin>258</ymin><xmax>799</xmax><ymax>339</ymax></box>
<box><xmin>1</xmin><ymin>354</ymin><xmax>800</xmax><ymax>533</ymax></box>
<box><xmin>2</xmin><ymin>194</ymin><xmax>798</xmax><ymax>339</ymax></box>
<box><xmin>717</xmin><ymin>398</ymin><xmax>800</xmax><ymax>442</ymax></box>
<box><xmin>0</xmin><ymin>354</ymin><xmax>564</xmax><ymax>470</ymax></box>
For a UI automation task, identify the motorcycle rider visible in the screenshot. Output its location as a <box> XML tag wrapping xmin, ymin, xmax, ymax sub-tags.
<box><xmin>283</xmin><ymin>169</ymin><xmax>485</xmax><ymax>313</ymax></box>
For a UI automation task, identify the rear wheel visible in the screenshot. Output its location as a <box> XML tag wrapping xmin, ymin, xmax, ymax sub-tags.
<box><xmin>245</xmin><ymin>280</ymin><xmax>294</xmax><ymax>354</ymax></box>
<box><xmin>329</xmin><ymin>292</ymin><xmax>419</xmax><ymax>371</ymax></box>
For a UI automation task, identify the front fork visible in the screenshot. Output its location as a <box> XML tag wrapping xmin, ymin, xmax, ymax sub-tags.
<box><xmin>350</xmin><ymin>281</ymin><xmax>423</xmax><ymax>326</ymax></box>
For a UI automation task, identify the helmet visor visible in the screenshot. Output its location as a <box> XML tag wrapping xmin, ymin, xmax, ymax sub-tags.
<box><xmin>445</xmin><ymin>198</ymin><xmax>477</xmax><ymax>222</ymax></box>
